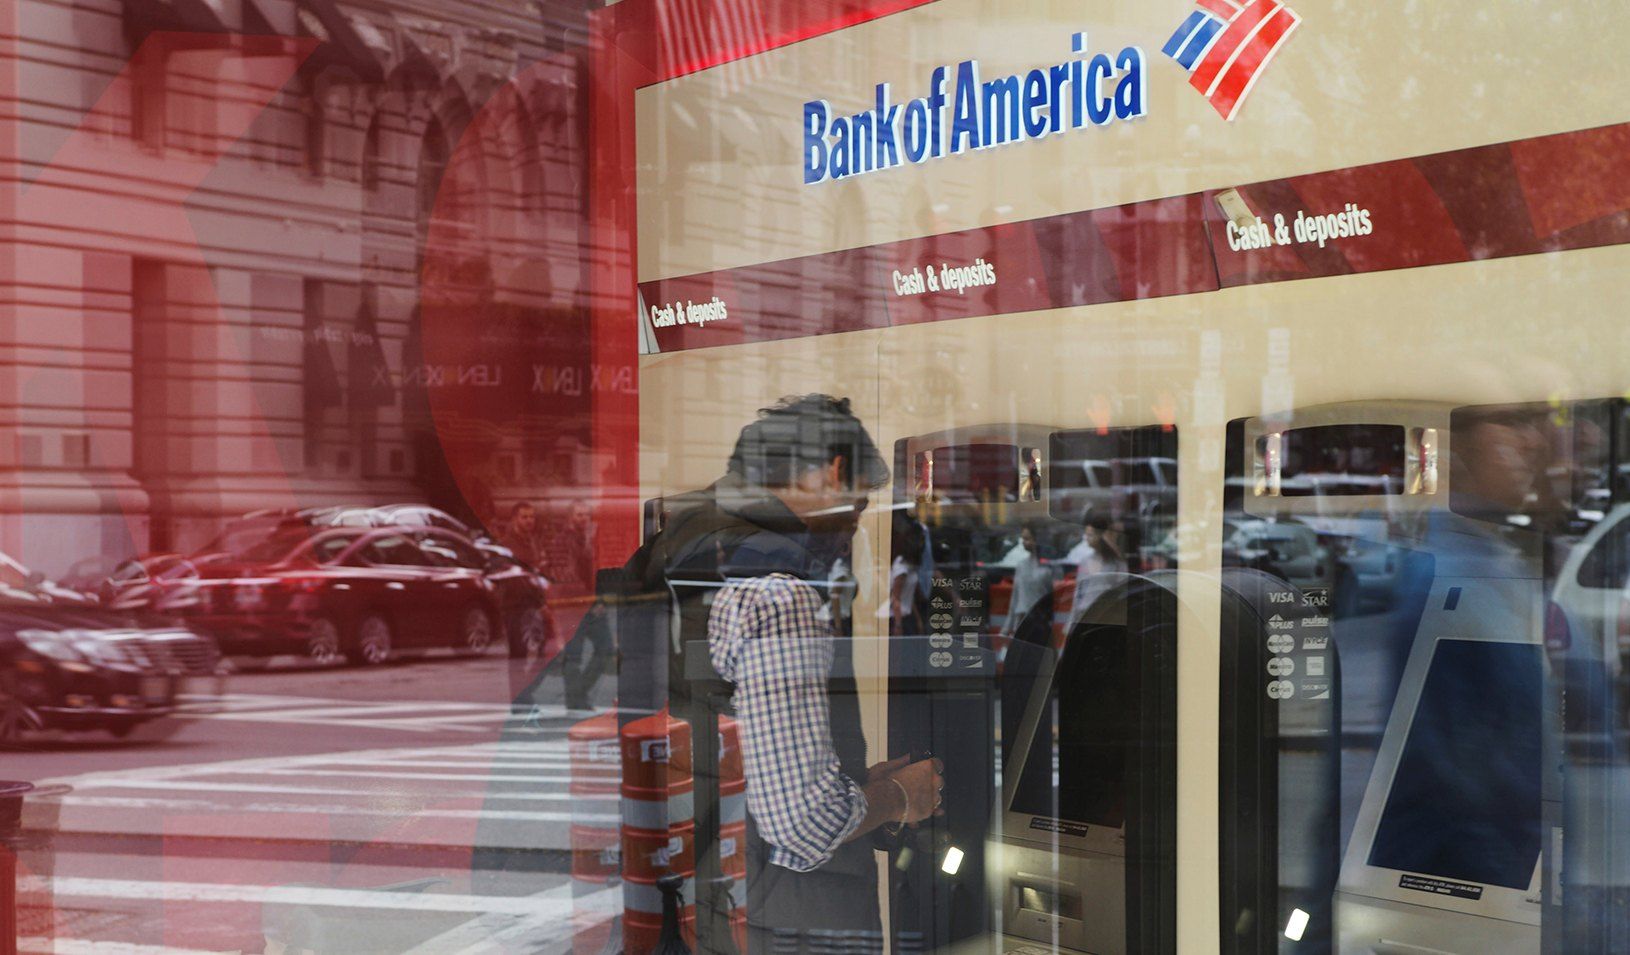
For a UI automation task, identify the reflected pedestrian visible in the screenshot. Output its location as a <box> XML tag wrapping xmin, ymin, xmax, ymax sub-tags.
<box><xmin>499</xmin><ymin>501</ymin><xmax>541</xmax><ymax>566</ymax></box>
<box><xmin>1065</xmin><ymin>511</ymin><xmax>1127</xmax><ymax>633</ymax></box>
<box><xmin>1001</xmin><ymin>523</ymin><xmax>1053</xmax><ymax>644</ymax></box>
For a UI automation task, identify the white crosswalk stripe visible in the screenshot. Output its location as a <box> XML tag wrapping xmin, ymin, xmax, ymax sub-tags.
<box><xmin>28</xmin><ymin>730</ymin><xmax>618</xmax><ymax>953</ymax></box>
<box><xmin>175</xmin><ymin>693</ymin><xmax>579</xmax><ymax>734</ymax></box>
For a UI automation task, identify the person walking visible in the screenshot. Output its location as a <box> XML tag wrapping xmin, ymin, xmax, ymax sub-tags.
<box><xmin>1065</xmin><ymin>512</ymin><xmax>1127</xmax><ymax>633</ymax></box>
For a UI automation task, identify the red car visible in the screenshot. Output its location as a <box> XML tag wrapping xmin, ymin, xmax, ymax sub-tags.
<box><xmin>154</xmin><ymin>526</ymin><xmax>505</xmax><ymax>666</ymax></box>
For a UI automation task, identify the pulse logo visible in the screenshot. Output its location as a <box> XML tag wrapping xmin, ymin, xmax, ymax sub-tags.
<box><xmin>1162</xmin><ymin>0</ymin><xmax>1301</xmax><ymax>121</ymax></box>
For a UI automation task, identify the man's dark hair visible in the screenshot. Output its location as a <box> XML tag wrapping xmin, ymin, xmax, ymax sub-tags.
<box><xmin>510</xmin><ymin>501</ymin><xmax>535</xmax><ymax>518</ymax></box>
<box><xmin>727</xmin><ymin>394</ymin><xmax>889</xmax><ymax>490</ymax></box>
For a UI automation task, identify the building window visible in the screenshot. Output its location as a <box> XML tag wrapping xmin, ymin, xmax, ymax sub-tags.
<box><xmin>306</xmin><ymin>92</ymin><xmax>327</xmax><ymax>176</ymax></box>
<box><xmin>130</xmin><ymin>50</ymin><xmax>167</xmax><ymax>149</ymax></box>
<box><xmin>418</xmin><ymin>116</ymin><xmax>450</xmax><ymax>224</ymax></box>
<box><xmin>362</xmin><ymin>116</ymin><xmax>384</xmax><ymax>190</ymax></box>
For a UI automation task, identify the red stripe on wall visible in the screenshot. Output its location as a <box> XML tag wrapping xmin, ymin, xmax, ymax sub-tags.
<box><xmin>1509</xmin><ymin>124</ymin><xmax>1630</xmax><ymax>238</ymax></box>
<box><xmin>1189</xmin><ymin>0</ymin><xmax>1275</xmax><ymax>95</ymax></box>
<box><xmin>1207</xmin><ymin>6</ymin><xmax>1296</xmax><ymax>119</ymax></box>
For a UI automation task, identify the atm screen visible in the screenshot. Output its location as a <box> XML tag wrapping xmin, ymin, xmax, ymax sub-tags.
<box><xmin>1367</xmin><ymin>639</ymin><xmax>1542</xmax><ymax>890</ymax></box>
<box><xmin>931</xmin><ymin>444</ymin><xmax>1019</xmax><ymax>503</ymax></box>
<box><xmin>1274</xmin><ymin>424</ymin><xmax>1406</xmax><ymax>495</ymax></box>
<box><xmin>1008</xmin><ymin>623</ymin><xmax>1130</xmax><ymax>829</ymax></box>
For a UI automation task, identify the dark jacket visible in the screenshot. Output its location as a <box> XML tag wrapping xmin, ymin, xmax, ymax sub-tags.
<box><xmin>628</xmin><ymin>474</ymin><xmax>882</xmax><ymax>955</ymax></box>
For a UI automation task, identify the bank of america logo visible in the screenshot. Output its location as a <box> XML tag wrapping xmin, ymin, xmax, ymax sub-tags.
<box><xmin>1162</xmin><ymin>0</ymin><xmax>1301</xmax><ymax>121</ymax></box>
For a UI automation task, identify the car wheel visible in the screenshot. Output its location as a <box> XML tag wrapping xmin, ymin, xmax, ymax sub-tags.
<box><xmin>0</xmin><ymin>670</ymin><xmax>43</xmax><ymax>746</ymax></box>
<box><xmin>305</xmin><ymin>618</ymin><xmax>343</xmax><ymax>666</ymax></box>
<box><xmin>348</xmin><ymin>615</ymin><xmax>393</xmax><ymax>666</ymax></box>
<box><xmin>459</xmin><ymin>606</ymin><xmax>496</xmax><ymax>656</ymax></box>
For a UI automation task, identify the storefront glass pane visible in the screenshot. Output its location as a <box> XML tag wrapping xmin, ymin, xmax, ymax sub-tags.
<box><xmin>0</xmin><ymin>2</ymin><xmax>1626</xmax><ymax>955</ymax></box>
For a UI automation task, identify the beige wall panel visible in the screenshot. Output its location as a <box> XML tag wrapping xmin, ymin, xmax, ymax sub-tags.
<box><xmin>638</xmin><ymin>0</ymin><xmax>1630</xmax><ymax>281</ymax></box>
<box><xmin>639</xmin><ymin>239</ymin><xmax>1630</xmax><ymax>954</ymax></box>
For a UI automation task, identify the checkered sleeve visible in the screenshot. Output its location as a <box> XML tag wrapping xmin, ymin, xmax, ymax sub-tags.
<box><xmin>709</xmin><ymin>573</ymin><xmax>868</xmax><ymax>872</ymax></box>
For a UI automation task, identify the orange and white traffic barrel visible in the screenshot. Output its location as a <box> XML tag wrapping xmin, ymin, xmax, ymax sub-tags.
<box><xmin>568</xmin><ymin>711</ymin><xmax>622</xmax><ymax>955</ymax></box>
<box><xmin>718</xmin><ymin>714</ymin><xmax>748</xmax><ymax>947</ymax></box>
<box><xmin>621</xmin><ymin>709</ymin><xmax>696</xmax><ymax>955</ymax></box>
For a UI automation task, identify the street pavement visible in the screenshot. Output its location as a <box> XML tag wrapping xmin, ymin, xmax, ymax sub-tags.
<box><xmin>5</xmin><ymin>652</ymin><xmax>615</xmax><ymax>955</ymax></box>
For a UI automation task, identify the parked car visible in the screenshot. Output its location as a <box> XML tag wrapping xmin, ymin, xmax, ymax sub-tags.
<box><xmin>155</xmin><ymin>526</ymin><xmax>504</xmax><ymax>666</ymax></box>
<box><xmin>1053</xmin><ymin>455</ymin><xmax>1178</xmax><ymax>527</ymax></box>
<box><xmin>202</xmin><ymin>505</ymin><xmax>512</xmax><ymax>562</ymax></box>
<box><xmin>1222</xmin><ymin>519</ymin><xmax>1334</xmax><ymax>595</ymax></box>
<box><xmin>0</xmin><ymin>598</ymin><xmax>221</xmax><ymax>742</ymax></box>
<box><xmin>1324</xmin><ymin>533</ymin><xmax>1413</xmax><ymax>617</ymax></box>
<box><xmin>98</xmin><ymin>553</ymin><xmax>190</xmax><ymax>606</ymax></box>
<box><xmin>0</xmin><ymin>549</ymin><xmax>96</xmax><ymax>607</ymax></box>
<box><xmin>1547</xmin><ymin>503</ymin><xmax>1630</xmax><ymax>763</ymax></box>
<box><xmin>410</xmin><ymin>528</ymin><xmax>554</xmax><ymax>657</ymax></box>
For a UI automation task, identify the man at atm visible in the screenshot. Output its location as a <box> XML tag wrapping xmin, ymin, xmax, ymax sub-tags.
<box><xmin>650</xmin><ymin>395</ymin><xmax>943</xmax><ymax>953</ymax></box>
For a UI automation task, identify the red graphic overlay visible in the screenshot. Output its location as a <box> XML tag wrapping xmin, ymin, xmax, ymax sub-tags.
<box><xmin>636</xmin><ymin>119</ymin><xmax>1630</xmax><ymax>351</ymax></box>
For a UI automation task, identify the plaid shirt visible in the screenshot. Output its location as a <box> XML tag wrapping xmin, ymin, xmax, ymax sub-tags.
<box><xmin>709</xmin><ymin>573</ymin><xmax>868</xmax><ymax>872</ymax></box>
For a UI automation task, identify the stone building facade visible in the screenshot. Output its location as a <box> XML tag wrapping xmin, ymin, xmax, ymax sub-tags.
<box><xmin>0</xmin><ymin>0</ymin><xmax>597</xmax><ymax>577</ymax></box>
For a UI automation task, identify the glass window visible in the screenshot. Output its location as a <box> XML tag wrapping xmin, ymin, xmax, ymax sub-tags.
<box><xmin>419</xmin><ymin>533</ymin><xmax>485</xmax><ymax>569</ymax></box>
<box><xmin>358</xmin><ymin>535</ymin><xmax>428</xmax><ymax>567</ymax></box>
<box><xmin>309</xmin><ymin>534</ymin><xmax>358</xmax><ymax>565</ymax></box>
<box><xmin>15</xmin><ymin>5</ymin><xmax>1630</xmax><ymax>955</ymax></box>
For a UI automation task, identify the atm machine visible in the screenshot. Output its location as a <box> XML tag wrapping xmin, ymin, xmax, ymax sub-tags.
<box><xmin>886</xmin><ymin>426</ymin><xmax>1055</xmax><ymax>953</ymax></box>
<box><xmin>887</xmin><ymin>424</ymin><xmax>1182</xmax><ymax>955</ymax></box>
<box><xmin>987</xmin><ymin>572</ymin><xmax>1180</xmax><ymax>955</ymax></box>
<box><xmin>1223</xmin><ymin>402</ymin><xmax>1561</xmax><ymax>955</ymax></box>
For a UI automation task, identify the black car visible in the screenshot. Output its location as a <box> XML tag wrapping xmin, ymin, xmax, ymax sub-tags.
<box><xmin>0</xmin><ymin>600</ymin><xmax>221</xmax><ymax>742</ymax></box>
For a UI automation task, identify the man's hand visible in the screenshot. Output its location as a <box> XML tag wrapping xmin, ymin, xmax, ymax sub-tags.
<box><xmin>847</xmin><ymin>755</ymin><xmax>944</xmax><ymax>841</ymax></box>
<box><xmin>865</xmin><ymin>754</ymin><xmax>911</xmax><ymax>783</ymax></box>
<box><xmin>886</xmin><ymin>757</ymin><xmax>944</xmax><ymax>825</ymax></box>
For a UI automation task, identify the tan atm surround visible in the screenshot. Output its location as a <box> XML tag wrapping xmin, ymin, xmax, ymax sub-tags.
<box><xmin>630</xmin><ymin>1</ymin><xmax>1630</xmax><ymax>951</ymax></box>
<box><xmin>637</xmin><ymin>242</ymin><xmax>1630</xmax><ymax>953</ymax></box>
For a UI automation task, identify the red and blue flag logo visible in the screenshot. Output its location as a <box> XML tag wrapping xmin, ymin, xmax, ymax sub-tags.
<box><xmin>1163</xmin><ymin>0</ymin><xmax>1301</xmax><ymax>120</ymax></box>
